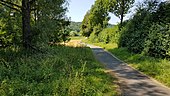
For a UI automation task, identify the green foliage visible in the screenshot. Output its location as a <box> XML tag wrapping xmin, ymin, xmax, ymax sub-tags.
<box><xmin>109</xmin><ymin>0</ymin><xmax>135</xmax><ymax>27</ymax></box>
<box><xmin>81</xmin><ymin>0</ymin><xmax>110</xmax><ymax>37</ymax></box>
<box><xmin>111</xmin><ymin>0</ymin><xmax>135</xmax><ymax>15</ymax></box>
<box><xmin>118</xmin><ymin>1</ymin><xmax>170</xmax><ymax>58</ymax></box>
<box><xmin>144</xmin><ymin>23</ymin><xmax>170</xmax><ymax>58</ymax></box>
<box><xmin>0</xmin><ymin>46</ymin><xmax>118</xmax><ymax>96</ymax></box>
<box><xmin>118</xmin><ymin>8</ymin><xmax>152</xmax><ymax>53</ymax></box>
<box><xmin>92</xmin><ymin>24</ymin><xmax>103</xmax><ymax>36</ymax></box>
<box><xmin>89</xmin><ymin>0</ymin><xmax>109</xmax><ymax>28</ymax></box>
<box><xmin>69</xmin><ymin>22</ymin><xmax>82</xmax><ymax>32</ymax></box>
<box><xmin>153</xmin><ymin>1</ymin><xmax>170</xmax><ymax>24</ymax></box>
<box><xmin>31</xmin><ymin>0</ymin><xmax>69</xmax><ymax>46</ymax></box>
<box><xmin>81</xmin><ymin>0</ymin><xmax>135</xmax><ymax>39</ymax></box>
<box><xmin>69</xmin><ymin>21</ymin><xmax>82</xmax><ymax>36</ymax></box>
<box><xmin>88</xmin><ymin>25</ymin><xmax>119</xmax><ymax>44</ymax></box>
<box><xmin>98</xmin><ymin>26</ymin><xmax>119</xmax><ymax>44</ymax></box>
<box><xmin>87</xmin><ymin>0</ymin><xmax>170</xmax><ymax>88</ymax></box>
<box><xmin>81</xmin><ymin>11</ymin><xmax>92</xmax><ymax>37</ymax></box>
<box><xmin>0</xmin><ymin>0</ymin><xmax>69</xmax><ymax>49</ymax></box>
<box><xmin>0</xmin><ymin>5</ymin><xmax>22</xmax><ymax>48</ymax></box>
<box><xmin>118</xmin><ymin>0</ymin><xmax>158</xmax><ymax>52</ymax></box>
<box><xmin>49</xmin><ymin>27</ymin><xmax>71</xmax><ymax>43</ymax></box>
<box><xmin>69</xmin><ymin>31</ymin><xmax>79</xmax><ymax>37</ymax></box>
<box><xmin>89</xmin><ymin>32</ymin><xmax>99</xmax><ymax>43</ymax></box>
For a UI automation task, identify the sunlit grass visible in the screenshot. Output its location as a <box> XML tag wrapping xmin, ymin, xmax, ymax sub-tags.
<box><xmin>0</xmin><ymin>45</ymin><xmax>119</xmax><ymax>95</ymax></box>
<box><xmin>70</xmin><ymin>36</ymin><xmax>86</xmax><ymax>40</ymax></box>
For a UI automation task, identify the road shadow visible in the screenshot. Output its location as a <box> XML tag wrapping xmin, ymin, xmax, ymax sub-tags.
<box><xmin>90</xmin><ymin>47</ymin><xmax>170</xmax><ymax>96</ymax></box>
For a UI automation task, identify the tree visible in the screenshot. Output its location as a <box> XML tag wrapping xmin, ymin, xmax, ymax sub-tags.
<box><xmin>81</xmin><ymin>11</ymin><xmax>92</xmax><ymax>37</ymax></box>
<box><xmin>118</xmin><ymin>0</ymin><xmax>170</xmax><ymax>57</ymax></box>
<box><xmin>0</xmin><ymin>0</ymin><xmax>68</xmax><ymax>49</ymax></box>
<box><xmin>0</xmin><ymin>0</ymin><xmax>37</xmax><ymax>49</ymax></box>
<box><xmin>81</xmin><ymin>0</ymin><xmax>110</xmax><ymax>37</ymax></box>
<box><xmin>153</xmin><ymin>1</ymin><xmax>170</xmax><ymax>24</ymax></box>
<box><xmin>110</xmin><ymin>0</ymin><xmax>135</xmax><ymax>28</ymax></box>
<box><xmin>31</xmin><ymin>0</ymin><xmax>69</xmax><ymax>46</ymax></box>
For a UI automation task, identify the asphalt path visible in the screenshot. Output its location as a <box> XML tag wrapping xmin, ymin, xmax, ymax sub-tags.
<box><xmin>87</xmin><ymin>44</ymin><xmax>170</xmax><ymax>96</ymax></box>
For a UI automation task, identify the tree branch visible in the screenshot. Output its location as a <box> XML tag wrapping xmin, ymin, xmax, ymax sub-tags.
<box><xmin>0</xmin><ymin>0</ymin><xmax>22</xmax><ymax>8</ymax></box>
<box><xmin>0</xmin><ymin>1</ymin><xmax>21</xmax><ymax>12</ymax></box>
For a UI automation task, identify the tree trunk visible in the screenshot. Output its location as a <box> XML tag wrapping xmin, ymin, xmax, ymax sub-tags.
<box><xmin>120</xmin><ymin>0</ymin><xmax>125</xmax><ymax>29</ymax></box>
<box><xmin>120</xmin><ymin>12</ymin><xmax>123</xmax><ymax>27</ymax></box>
<box><xmin>22</xmin><ymin>0</ymin><xmax>31</xmax><ymax>49</ymax></box>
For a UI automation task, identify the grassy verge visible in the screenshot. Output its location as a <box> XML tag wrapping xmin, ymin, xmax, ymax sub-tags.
<box><xmin>70</xmin><ymin>36</ymin><xmax>86</xmax><ymax>40</ymax></box>
<box><xmin>87</xmin><ymin>42</ymin><xmax>170</xmax><ymax>87</ymax></box>
<box><xmin>0</xmin><ymin>45</ymin><xmax>119</xmax><ymax>96</ymax></box>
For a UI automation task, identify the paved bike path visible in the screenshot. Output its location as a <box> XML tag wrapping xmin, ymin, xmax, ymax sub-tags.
<box><xmin>88</xmin><ymin>44</ymin><xmax>170</xmax><ymax>96</ymax></box>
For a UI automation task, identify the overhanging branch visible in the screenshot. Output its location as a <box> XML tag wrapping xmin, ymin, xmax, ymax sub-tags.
<box><xmin>0</xmin><ymin>1</ymin><xmax>21</xmax><ymax>12</ymax></box>
<box><xmin>0</xmin><ymin>0</ymin><xmax>22</xmax><ymax>8</ymax></box>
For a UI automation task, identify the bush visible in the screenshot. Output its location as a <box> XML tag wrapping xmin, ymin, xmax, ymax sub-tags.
<box><xmin>89</xmin><ymin>32</ymin><xmax>99</xmax><ymax>43</ymax></box>
<box><xmin>118</xmin><ymin>8</ymin><xmax>153</xmax><ymax>53</ymax></box>
<box><xmin>89</xmin><ymin>24</ymin><xmax>102</xmax><ymax>43</ymax></box>
<box><xmin>144</xmin><ymin>23</ymin><xmax>170</xmax><ymax>58</ymax></box>
<box><xmin>118</xmin><ymin>1</ymin><xmax>170</xmax><ymax>58</ymax></box>
<box><xmin>98</xmin><ymin>26</ymin><xmax>119</xmax><ymax>44</ymax></box>
<box><xmin>70</xmin><ymin>31</ymin><xmax>79</xmax><ymax>36</ymax></box>
<box><xmin>89</xmin><ymin>25</ymin><xmax>119</xmax><ymax>44</ymax></box>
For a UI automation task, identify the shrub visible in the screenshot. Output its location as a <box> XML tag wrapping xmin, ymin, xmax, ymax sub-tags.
<box><xmin>118</xmin><ymin>8</ymin><xmax>153</xmax><ymax>53</ymax></box>
<box><xmin>89</xmin><ymin>24</ymin><xmax>102</xmax><ymax>43</ymax></box>
<box><xmin>70</xmin><ymin>31</ymin><xmax>79</xmax><ymax>36</ymax></box>
<box><xmin>118</xmin><ymin>1</ymin><xmax>170</xmax><ymax>58</ymax></box>
<box><xmin>144</xmin><ymin>23</ymin><xmax>170</xmax><ymax>58</ymax></box>
<box><xmin>98</xmin><ymin>26</ymin><xmax>119</xmax><ymax>44</ymax></box>
<box><xmin>89</xmin><ymin>25</ymin><xmax>119</xmax><ymax>44</ymax></box>
<box><xmin>89</xmin><ymin>32</ymin><xmax>99</xmax><ymax>43</ymax></box>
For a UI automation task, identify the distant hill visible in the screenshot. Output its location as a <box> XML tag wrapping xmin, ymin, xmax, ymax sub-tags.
<box><xmin>69</xmin><ymin>21</ymin><xmax>114</xmax><ymax>32</ymax></box>
<box><xmin>69</xmin><ymin>21</ymin><xmax>82</xmax><ymax>32</ymax></box>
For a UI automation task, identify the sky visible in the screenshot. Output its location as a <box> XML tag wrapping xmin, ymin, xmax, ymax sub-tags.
<box><xmin>66</xmin><ymin>0</ymin><xmax>120</xmax><ymax>24</ymax></box>
<box><xmin>66</xmin><ymin>0</ymin><xmax>151</xmax><ymax>24</ymax></box>
<box><xmin>66</xmin><ymin>0</ymin><xmax>94</xmax><ymax>22</ymax></box>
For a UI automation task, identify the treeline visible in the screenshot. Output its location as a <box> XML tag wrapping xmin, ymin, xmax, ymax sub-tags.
<box><xmin>69</xmin><ymin>21</ymin><xmax>82</xmax><ymax>32</ymax></box>
<box><xmin>81</xmin><ymin>0</ymin><xmax>134</xmax><ymax>37</ymax></box>
<box><xmin>119</xmin><ymin>1</ymin><xmax>170</xmax><ymax>58</ymax></box>
<box><xmin>0</xmin><ymin>0</ymin><xmax>70</xmax><ymax>50</ymax></box>
<box><xmin>82</xmin><ymin>0</ymin><xmax>170</xmax><ymax>59</ymax></box>
<box><xmin>69</xmin><ymin>21</ymin><xmax>81</xmax><ymax>36</ymax></box>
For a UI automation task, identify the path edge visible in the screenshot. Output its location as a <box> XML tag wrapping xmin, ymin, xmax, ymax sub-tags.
<box><xmin>103</xmin><ymin>48</ymin><xmax>170</xmax><ymax>90</ymax></box>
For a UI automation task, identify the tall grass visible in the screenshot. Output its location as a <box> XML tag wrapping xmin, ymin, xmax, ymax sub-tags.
<box><xmin>0</xmin><ymin>45</ymin><xmax>118</xmax><ymax>95</ymax></box>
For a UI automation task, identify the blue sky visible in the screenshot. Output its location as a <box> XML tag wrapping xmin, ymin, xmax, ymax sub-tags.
<box><xmin>66</xmin><ymin>0</ymin><xmax>96</xmax><ymax>23</ymax></box>
<box><xmin>66</xmin><ymin>0</ymin><xmax>143</xmax><ymax>24</ymax></box>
